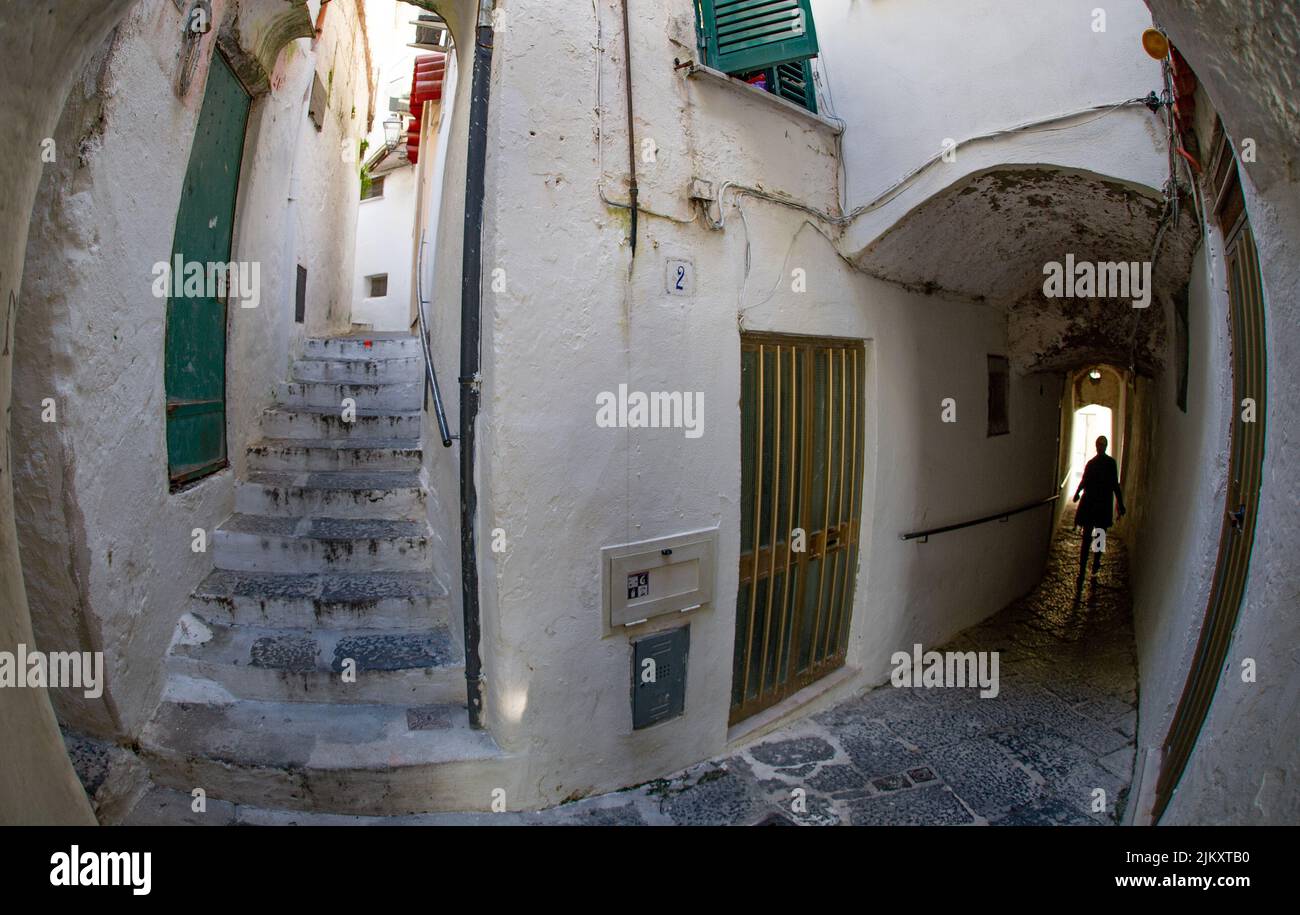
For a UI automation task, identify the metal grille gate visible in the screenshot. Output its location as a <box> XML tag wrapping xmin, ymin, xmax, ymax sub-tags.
<box><xmin>733</xmin><ymin>333</ymin><xmax>865</xmax><ymax>724</ymax></box>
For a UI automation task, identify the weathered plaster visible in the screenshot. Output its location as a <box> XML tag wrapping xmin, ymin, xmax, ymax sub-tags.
<box><xmin>223</xmin><ymin>0</ymin><xmax>315</xmax><ymax>95</ymax></box>
<box><xmin>11</xmin><ymin>0</ymin><xmax>372</xmax><ymax>779</ymax></box>
<box><xmin>853</xmin><ymin>164</ymin><xmax>1204</xmax><ymax>375</ymax></box>
<box><xmin>815</xmin><ymin>0</ymin><xmax>1169</xmax><ymax>260</ymax></box>
<box><xmin>0</xmin><ymin>0</ymin><xmax>1293</xmax><ymax>823</ymax></box>
<box><xmin>353</xmin><ymin>162</ymin><xmax>417</xmax><ymax>331</ymax></box>
<box><xmin>1134</xmin><ymin>0</ymin><xmax>1300</xmax><ymax>825</ymax></box>
<box><xmin>421</xmin><ymin>0</ymin><xmax>1076</xmax><ymax>807</ymax></box>
<box><xmin>0</xmin><ymin>0</ymin><xmax>136</xmax><ymax>825</ymax></box>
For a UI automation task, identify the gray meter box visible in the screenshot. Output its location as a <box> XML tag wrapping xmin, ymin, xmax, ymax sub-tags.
<box><xmin>632</xmin><ymin>626</ymin><xmax>689</xmax><ymax>729</ymax></box>
<box><xmin>601</xmin><ymin>527</ymin><xmax>718</xmax><ymax>632</ymax></box>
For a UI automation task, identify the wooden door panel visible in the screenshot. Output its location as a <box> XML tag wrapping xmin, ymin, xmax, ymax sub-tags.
<box><xmin>165</xmin><ymin>53</ymin><xmax>250</xmax><ymax>485</ymax></box>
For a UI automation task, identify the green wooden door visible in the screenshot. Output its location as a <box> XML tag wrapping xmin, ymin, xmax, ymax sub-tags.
<box><xmin>165</xmin><ymin>53</ymin><xmax>251</xmax><ymax>485</ymax></box>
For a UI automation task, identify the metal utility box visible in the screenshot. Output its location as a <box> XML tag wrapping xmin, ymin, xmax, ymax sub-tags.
<box><xmin>601</xmin><ymin>527</ymin><xmax>718</xmax><ymax>632</ymax></box>
<box><xmin>632</xmin><ymin>626</ymin><xmax>689</xmax><ymax>729</ymax></box>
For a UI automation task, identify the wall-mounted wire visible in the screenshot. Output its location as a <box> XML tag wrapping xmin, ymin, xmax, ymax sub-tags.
<box><xmin>702</xmin><ymin>96</ymin><xmax>1154</xmax><ymax>233</ymax></box>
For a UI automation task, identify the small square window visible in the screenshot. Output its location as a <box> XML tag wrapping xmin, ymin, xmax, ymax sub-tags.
<box><xmin>987</xmin><ymin>355</ymin><xmax>1010</xmax><ymax>436</ymax></box>
<box><xmin>361</xmin><ymin>175</ymin><xmax>385</xmax><ymax>200</ymax></box>
<box><xmin>367</xmin><ymin>274</ymin><xmax>388</xmax><ymax>298</ymax></box>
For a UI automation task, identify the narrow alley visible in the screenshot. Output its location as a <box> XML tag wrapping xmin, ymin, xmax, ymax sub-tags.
<box><xmin>2</xmin><ymin>0</ymin><xmax>1296</xmax><ymax>845</ymax></box>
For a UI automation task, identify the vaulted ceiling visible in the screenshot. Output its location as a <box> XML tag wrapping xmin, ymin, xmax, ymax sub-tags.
<box><xmin>853</xmin><ymin>165</ymin><xmax>1201</xmax><ymax>375</ymax></box>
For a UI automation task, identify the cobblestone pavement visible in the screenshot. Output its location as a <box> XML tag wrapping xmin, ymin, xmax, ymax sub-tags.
<box><xmin>129</xmin><ymin>523</ymin><xmax>1137</xmax><ymax>826</ymax></box>
<box><xmin>533</xmin><ymin>523</ymin><xmax>1140</xmax><ymax>827</ymax></box>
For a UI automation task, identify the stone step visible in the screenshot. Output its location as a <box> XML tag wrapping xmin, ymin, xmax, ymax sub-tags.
<box><xmin>167</xmin><ymin>616</ymin><xmax>463</xmax><ymax>706</ymax></box>
<box><xmin>141</xmin><ymin>688</ymin><xmax>507</xmax><ymax>815</ymax></box>
<box><xmin>246</xmin><ymin>438</ymin><xmax>422</xmax><ymax>473</ymax></box>
<box><xmin>277</xmin><ymin>380</ymin><xmax>423</xmax><ymax>411</ymax></box>
<box><xmin>191</xmin><ymin>569</ymin><xmax>448</xmax><ymax>630</ymax></box>
<box><xmin>260</xmin><ymin>405</ymin><xmax>422</xmax><ymax>441</ymax></box>
<box><xmin>302</xmin><ymin>336</ymin><xmax>422</xmax><ymax>360</ymax></box>
<box><xmin>214</xmin><ymin>514</ymin><xmax>432</xmax><ymax>574</ymax></box>
<box><xmin>292</xmin><ymin>356</ymin><xmax>423</xmax><ymax>384</ymax></box>
<box><xmin>236</xmin><ymin>471</ymin><xmax>425</xmax><ymax>520</ymax></box>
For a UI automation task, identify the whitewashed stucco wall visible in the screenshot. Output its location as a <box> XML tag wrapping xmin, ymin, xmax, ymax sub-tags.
<box><xmin>418</xmin><ymin>0</ymin><xmax>472</xmax><ymax>653</ymax></box>
<box><xmin>453</xmin><ymin>0</ymin><xmax>1078</xmax><ymax>807</ymax></box>
<box><xmin>12</xmin><ymin>0</ymin><xmax>370</xmax><ymax>745</ymax></box>
<box><xmin>0</xmin><ymin>0</ymin><xmax>1290</xmax><ymax>823</ymax></box>
<box><xmin>0</xmin><ymin>0</ymin><xmax>134</xmax><ymax>826</ymax></box>
<box><xmin>295</xmin><ymin>0</ymin><xmax>371</xmax><ymax>337</ymax></box>
<box><xmin>812</xmin><ymin>0</ymin><xmax>1167</xmax><ymax>258</ymax></box>
<box><xmin>353</xmin><ymin>163</ymin><xmax>417</xmax><ymax>330</ymax></box>
<box><xmin>1128</xmin><ymin>0</ymin><xmax>1300</xmax><ymax>824</ymax></box>
<box><xmin>1128</xmin><ymin>241</ymin><xmax>1230</xmax><ymax>778</ymax></box>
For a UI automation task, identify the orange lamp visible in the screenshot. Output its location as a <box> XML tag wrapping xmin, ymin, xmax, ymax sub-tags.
<box><xmin>1142</xmin><ymin>28</ymin><xmax>1170</xmax><ymax>60</ymax></box>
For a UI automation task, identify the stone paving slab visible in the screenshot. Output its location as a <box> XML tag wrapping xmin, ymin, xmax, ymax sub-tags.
<box><xmin>125</xmin><ymin>527</ymin><xmax>1137</xmax><ymax>826</ymax></box>
<box><xmin>532</xmin><ymin>526</ymin><xmax>1138</xmax><ymax>827</ymax></box>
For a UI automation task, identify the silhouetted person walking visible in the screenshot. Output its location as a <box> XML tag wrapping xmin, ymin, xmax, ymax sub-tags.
<box><xmin>1073</xmin><ymin>435</ymin><xmax>1126</xmax><ymax>591</ymax></box>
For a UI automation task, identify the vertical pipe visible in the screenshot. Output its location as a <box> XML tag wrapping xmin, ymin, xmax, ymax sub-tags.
<box><xmin>620</xmin><ymin>0</ymin><xmax>638</xmax><ymax>255</ymax></box>
<box><xmin>459</xmin><ymin>0</ymin><xmax>495</xmax><ymax>730</ymax></box>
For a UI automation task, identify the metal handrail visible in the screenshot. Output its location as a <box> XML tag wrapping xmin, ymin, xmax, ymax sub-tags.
<box><xmin>416</xmin><ymin>231</ymin><xmax>454</xmax><ymax>447</ymax></box>
<box><xmin>899</xmin><ymin>495</ymin><xmax>1059</xmax><ymax>543</ymax></box>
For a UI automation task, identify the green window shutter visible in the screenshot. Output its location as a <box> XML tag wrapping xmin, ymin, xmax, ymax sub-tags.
<box><xmin>699</xmin><ymin>0</ymin><xmax>819</xmax><ymax>75</ymax></box>
<box><xmin>772</xmin><ymin>59</ymin><xmax>816</xmax><ymax>113</ymax></box>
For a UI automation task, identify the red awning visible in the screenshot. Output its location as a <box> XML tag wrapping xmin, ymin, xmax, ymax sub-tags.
<box><xmin>407</xmin><ymin>52</ymin><xmax>446</xmax><ymax>164</ymax></box>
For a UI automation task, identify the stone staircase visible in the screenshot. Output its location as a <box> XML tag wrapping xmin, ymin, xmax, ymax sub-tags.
<box><xmin>140</xmin><ymin>335</ymin><xmax>504</xmax><ymax>817</ymax></box>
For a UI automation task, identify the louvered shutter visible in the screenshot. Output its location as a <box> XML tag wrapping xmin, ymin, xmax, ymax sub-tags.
<box><xmin>698</xmin><ymin>0</ymin><xmax>819</xmax><ymax>75</ymax></box>
<box><xmin>772</xmin><ymin>59</ymin><xmax>816</xmax><ymax>112</ymax></box>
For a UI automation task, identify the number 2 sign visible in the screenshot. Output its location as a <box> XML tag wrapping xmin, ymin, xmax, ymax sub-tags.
<box><xmin>665</xmin><ymin>258</ymin><xmax>695</xmax><ymax>297</ymax></box>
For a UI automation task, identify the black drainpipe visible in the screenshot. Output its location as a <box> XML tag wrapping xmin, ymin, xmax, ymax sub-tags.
<box><xmin>459</xmin><ymin>0</ymin><xmax>494</xmax><ymax>730</ymax></box>
<box><xmin>620</xmin><ymin>0</ymin><xmax>638</xmax><ymax>255</ymax></box>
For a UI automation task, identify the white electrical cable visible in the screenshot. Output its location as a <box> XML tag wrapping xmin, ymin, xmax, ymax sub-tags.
<box><xmin>704</xmin><ymin>96</ymin><xmax>1153</xmax><ymax>231</ymax></box>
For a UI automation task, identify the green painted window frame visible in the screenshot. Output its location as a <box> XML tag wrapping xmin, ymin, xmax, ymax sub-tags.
<box><xmin>737</xmin><ymin>59</ymin><xmax>817</xmax><ymax>114</ymax></box>
<box><xmin>696</xmin><ymin>0</ymin><xmax>820</xmax><ymax>112</ymax></box>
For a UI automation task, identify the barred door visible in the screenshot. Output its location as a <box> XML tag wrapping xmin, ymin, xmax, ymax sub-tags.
<box><xmin>733</xmin><ymin>333</ymin><xmax>865</xmax><ymax>724</ymax></box>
